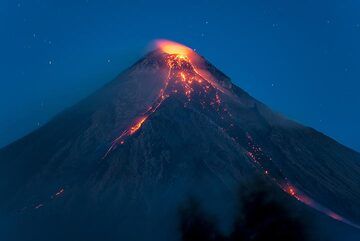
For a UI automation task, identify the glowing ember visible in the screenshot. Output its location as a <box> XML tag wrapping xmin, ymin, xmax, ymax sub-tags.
<box><xmin>104</xmin><ymin>116</ymin><xmax>150</xmax><ymax>157</ymax></box>
<box><xmin>288</xmin><ymin>187</ymin><xmax>296</xmax><ymax>196</ymax></box>
<box><xmin>163</xmin><ymin>54</ymin><xmax>209</xmax><ymax>101</ymax></box>
<box><xmin>129</xmin><ymin>117</ymin><xmax>147</xmax><ymax>135</ymax></box>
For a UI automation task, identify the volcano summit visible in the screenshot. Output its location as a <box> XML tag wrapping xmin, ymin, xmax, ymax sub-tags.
<box><xmin>0</xmin><ymin>40</ymin><xmax>360</xmax><ymax>241</ymax></box>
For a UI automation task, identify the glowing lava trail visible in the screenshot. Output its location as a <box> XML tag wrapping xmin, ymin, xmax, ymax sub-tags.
<box><xmin>244</xmin><ymin>132</ymin><xmax>360</xmax><ymax>229</ymax></box>
<box><xmin>104</xmin><ymin>40</ymin><xmax>227</xmax><ymax>158</ymax></box>
<box><xmin>103</xmin><ymin>40</ymin><xmax>360</xmax><ymax>229</ymax></box>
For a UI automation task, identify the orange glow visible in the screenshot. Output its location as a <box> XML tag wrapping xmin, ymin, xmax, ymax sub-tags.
<box><xmin>180</xmin><ymin>72</ymin><xmax>186</xmax><ymax>82</ymax></box>
<box><xmin>155</xmin><ymin>39</ymin><xmax>193</xmax><ymax>57</ymax></box>
<box><xmin>129</xmin><ymin>117</ymin><xmax>147</xmax><ymax>135</ymax></box>
<box><xmin>163</xmin><ymin>53</ymin><xmax>211</xmax><ymax>100</ymax></box>
<box><xmin>104</xmin><ymin>40</ymin><xmax>233</xmax><ymax>159</ymax></box>
<box><xmin>288</xmin><ymin>187</ymin><xmax>296</xmax><ymax>196</ymax></box>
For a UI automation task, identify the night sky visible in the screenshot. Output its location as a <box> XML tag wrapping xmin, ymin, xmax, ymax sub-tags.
<box><xmin>1</xmin><ymin>0</ymin><xmax>359</xmax><ymax>151</ymax></box>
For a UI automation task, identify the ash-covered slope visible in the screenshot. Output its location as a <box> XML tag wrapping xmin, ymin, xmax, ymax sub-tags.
<box><xmin>0</xmin><ymin>41</ymin><xmax>360</xmax><ymax>240</ymax></box>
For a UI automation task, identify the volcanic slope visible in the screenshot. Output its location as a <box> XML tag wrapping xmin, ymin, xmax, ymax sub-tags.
<box><xmin>0</xmin><ymin>40</ymin><xmax>360</xmax><ymax>240</ymax></box>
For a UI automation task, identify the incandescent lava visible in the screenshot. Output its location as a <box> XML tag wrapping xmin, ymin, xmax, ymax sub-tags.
<box><xmin>102</xmin><ymin>40</ymin><xmax>360</xmax><ymax>230</ymax></box>
<box><xmin>104</xmin><ymin>40</ymin><xmax>227</xmax><ymax>157</ymax></box>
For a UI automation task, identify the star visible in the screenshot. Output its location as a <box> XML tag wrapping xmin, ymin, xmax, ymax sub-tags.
<box><xmin>48</xmin><ymin>60</ymin><xmax>53</xmax><ymax>65</ymax></box>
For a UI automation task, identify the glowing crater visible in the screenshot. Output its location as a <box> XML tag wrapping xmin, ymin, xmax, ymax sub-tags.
<box><xmin>104</xmin><ymin>40</ymin><xmax>226</xmax><ymax>158</ymax></box>
<box><xmin>155</xmin><ymin>39</ymin><xmax>193</xmax><ymax>57</ymax></box>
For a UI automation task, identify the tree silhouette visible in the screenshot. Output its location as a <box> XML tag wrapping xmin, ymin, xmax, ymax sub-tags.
<box><xmin>179</xmin><ymin>198</ymin><xmax>226</xmax><ymax>241</ymax></box>
<box><xmin>179</xmin><ymin>183</ymin><xmax>308</xmax><ymax>241</ymax></box>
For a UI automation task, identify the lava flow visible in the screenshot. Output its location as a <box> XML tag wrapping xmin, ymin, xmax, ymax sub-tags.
<box><xmin>104</xmin><ymin>40</ymin><xmax>227</xmax><ymax>158</ymax></box>
<box><xmin>245</xmin><ymin>132</ymin><xmax>360</xmax><ymax>229</ymax></box>
<box><xmin>102</xmin><ymin>40</ymin><xmax>360</xmax><ymax>230</ymax></box>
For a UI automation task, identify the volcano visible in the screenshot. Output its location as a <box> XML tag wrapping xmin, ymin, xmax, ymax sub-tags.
<box><xmin>0</xmin><ymin>40</ymin><xmax>360</xmax><ymax>241</ymax></box>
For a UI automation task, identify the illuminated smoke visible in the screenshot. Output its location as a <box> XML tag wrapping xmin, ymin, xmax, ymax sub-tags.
<box><xmin>154</xmin><ymin>39</ymin><xmax>194</xmax><ymax>56</ymax></box>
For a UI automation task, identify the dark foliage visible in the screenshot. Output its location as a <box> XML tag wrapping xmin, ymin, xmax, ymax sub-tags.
<box><xmin>179</xmin><ymin>184</ymin><xmax>308</xmax><ymax>241</ymax></box>
<box><xmin>231</xmin><ymin>188</ymin><xmax>307</xmax><ymax>241</ymax></box>
<box><xmin>179</xmin><ymin>198</ymin><xmax>226</xmax><ymax>241</ymax></box>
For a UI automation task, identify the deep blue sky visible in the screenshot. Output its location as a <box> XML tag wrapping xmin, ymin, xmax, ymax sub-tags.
<box><xmin>0</xmin><ymin>0</ymin><xmax>359</xmax><ymax>151</ymax></box>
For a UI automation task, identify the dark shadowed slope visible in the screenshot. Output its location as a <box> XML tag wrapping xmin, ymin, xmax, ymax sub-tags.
<box><xmin>0</xmin><ymin>41</ymin><xmax>359</xmax><ymax>240</ymax></box>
